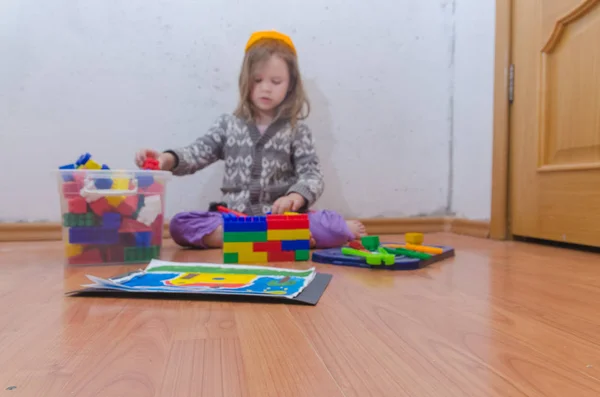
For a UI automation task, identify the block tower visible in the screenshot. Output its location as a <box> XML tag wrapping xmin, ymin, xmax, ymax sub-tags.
<box><xmin>222</xmin><ymin>213</ymin><xmax>311</xmax><ymax>263</ymax></box>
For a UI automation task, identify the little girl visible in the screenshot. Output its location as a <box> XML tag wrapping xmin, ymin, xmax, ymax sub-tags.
<box><xmin>135</xmin><ymin>30</ymin><xmax>366</xmax><ymax>249</ymax></box>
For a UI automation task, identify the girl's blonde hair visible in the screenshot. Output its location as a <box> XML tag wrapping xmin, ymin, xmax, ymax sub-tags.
<box><xmin>234</xmin><ymin>37</ymin><xmax>310</xmax><ymax>127</ymax></box>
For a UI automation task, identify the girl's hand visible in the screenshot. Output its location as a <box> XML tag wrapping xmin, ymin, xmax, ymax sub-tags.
<box><xmin>135</xmin><ymin>149</ymin><xmax>175</xmax><ymax>171</ymax></box>
<box><xmin>271</xmin><ymin>193</ymin><xmax>306</xmax><ymax>214</ymax></box>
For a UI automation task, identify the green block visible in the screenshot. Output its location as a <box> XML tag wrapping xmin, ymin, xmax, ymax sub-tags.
<box><xmin>361</xmin><ymin>236</ymin><xmax>380</xmax><ymax>251</ymax></box>
<box><xmin>223</xmin><ymin>231</ymin><xmax>267</xmax><ymax>243</ymax></box>
<box><xmin>223</xmin><ymin>253</ymin><xmax>239</xmax><ymax>264</ymax></box>
<box><xmin>63</xmin><ymin>213</ymin><xmax>96</xmax><ymax>227</ymax></box>
<box><xmin>383</xmin><ymin>246</ymin><xmax>431</xmax><ymax>260</ymax></box>
<box><xmin>124</xmin><ymin>246</ymin><xmax>160</xmax><ymax>263</ymax></box>
<box><xmin>295</xmin><ymin>250</ymin><xmax>310</xmax><ymax>261</ymax></box>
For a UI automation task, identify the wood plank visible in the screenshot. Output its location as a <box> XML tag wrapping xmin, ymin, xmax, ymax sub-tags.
<box><xmin>2</xmin><ymin>234</ymin><xmax>599</xmax><ymax>396</ymax></box>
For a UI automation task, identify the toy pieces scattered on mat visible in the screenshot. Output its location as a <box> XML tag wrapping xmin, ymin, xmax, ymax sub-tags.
<box><xmin>221</xmin><ymin>212</ymin><xmax>310</xmax><ymax>264</ymax></box>
<box><xmin>311</xmin><ymin>234</ymin><xmax>454</xmax><ymax>270</ymax></box>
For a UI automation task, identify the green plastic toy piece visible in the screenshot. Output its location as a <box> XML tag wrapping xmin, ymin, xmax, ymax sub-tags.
<box><xmin>376</xmin><ymin>247</ymin><xmax>397</xmax><ymax>265</ymax></box>
<box><xmin>342</xmin><ymin>247</ymin><xmax>385</xmax><ymax>265</ymax></box>
<box><xmin>63</xmin><ymin>213</ymin><xmax>95</xmax><ymax>227</ymax></box>
<box><xmin>223</xmin><ymin>252</ymin><xmax>239</xmax><ymax>263</ymax></box>
<box><xmin>383</xmin><ymin>246</ymin><xmax>432</xmax><ymax>260</ymax></box>
<box><xmin>124</xmin><ymin>246</ymin><xmax>160</xmax><ymax>263</ymax></box>
<box><xmin>361</xmin><ymin>236</ymin><xmax>380</xmax><ymax>251</ymax></box>
<box><xmin>295</xmin><ymin>250</ymin><xmax>310</xmax><ymax>261</ymax></box>
<box><xmin>223</xmin><ymin>231</ymin><xmax>268</xmax><ymax>243</ymax></box>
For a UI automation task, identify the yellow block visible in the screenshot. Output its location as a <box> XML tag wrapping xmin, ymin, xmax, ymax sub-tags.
<box><xmin>106</xmin><ymin>177</ymin><xmax>128</xmax><ymax>206</ymax></box>
<box><xmin>267</xmin><ymin>229</ymin><xmax>310</xmax><ymax>241</ymax></box>
<box><xmin>223</xmin><ymin>242</ymin><xmax>254</xmax><ymax>253</ymax></box>
<box><xmin>83</xmin><ymin>159</ymin><xmax>102</xmax><ymax>170</ymax></box>
<box><xmin>405</xmin><ymin>233</ymin><xmax>424</xmax><ymax>245</ymax></box>
<box><xmin>65</xmin><ymin>243</ymin><xmax>83</xmax><ymax>257</ymax></box>
<box><xmin>107</xmin><ymin>195</ymin><xmax>125</xmax><ymax>207</ymax></box>
<box><xmin>284</xmin><ymin>212</ymin><xmax>299</xmax><ymax>215</ymax></box>
<box><xmin>237</xmin><ymin>252</ymin><xmax>268</xmax><ymax>263</ymax></box>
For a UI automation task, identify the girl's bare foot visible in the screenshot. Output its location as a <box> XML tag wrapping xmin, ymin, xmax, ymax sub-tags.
<box><xmin>202</xmin><ymin>225</ymin><xmax>224</xmax><ymax>248</ymax></box>
<box><xmin>346</xmin><ymin>220</ymin><xmax>367</xmax><ymax>239</ymax></box>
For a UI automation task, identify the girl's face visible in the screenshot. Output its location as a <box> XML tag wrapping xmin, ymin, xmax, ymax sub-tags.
<box><xmin>250</xmin><ymin>54</ymin><xmax>290</xmax><ymax>116</ymax></box>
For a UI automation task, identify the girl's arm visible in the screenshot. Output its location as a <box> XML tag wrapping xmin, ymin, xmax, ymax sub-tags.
<box><xmin>163</xmin><ymin>115</ymin><xmax>228</xmax><ymax>176</ymax></box>
<box><xmin>287</xmin><ymin>123</ymin><xmax>325</xmax><ymax>209</ymax></box>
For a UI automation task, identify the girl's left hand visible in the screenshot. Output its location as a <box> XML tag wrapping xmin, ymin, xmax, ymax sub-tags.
<box><xmin>272</xmin><ymin>193</ymin><xmax>306</xmax><ymax>214</ymax></box>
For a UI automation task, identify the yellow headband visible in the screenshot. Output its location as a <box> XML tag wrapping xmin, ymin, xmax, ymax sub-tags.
<box><xmin>245</xmin><ymin>30</ymin><xmax>296</xmax><ymax>55</ymax></box>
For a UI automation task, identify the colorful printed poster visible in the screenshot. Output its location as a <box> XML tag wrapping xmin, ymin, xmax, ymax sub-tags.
<box><xmin>81</xmin><ymin>259</ymin><xmax>319</xmax><ymax>299</ymax></box>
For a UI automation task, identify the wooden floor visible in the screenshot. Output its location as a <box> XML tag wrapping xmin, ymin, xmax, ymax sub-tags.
<box><xmin>2</xmin><ymin>233</ymin><xmax>600</xmax><ymax>396</ymax></box>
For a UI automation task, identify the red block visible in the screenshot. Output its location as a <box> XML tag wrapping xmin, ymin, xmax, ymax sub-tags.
<box><xmin>266</xmin><ymin>214</ymin><xmax>309</xmax><ymax>230</ymax></box>
<box><xmin>90</xmin><ymin>197</ymin><xmax>111</xmax><ymax>216</ymax></box>
<box><xmin>68</xmin><ymin>197</ymin><xmax>87</xmax><ymax>214</ymax></box>
<box><xmin>73</xmin><ymin>172</ymin><xmax>86</xmax><ymax>189</ymax></box>
<box><xmin>62</xmin><ymin>182</ymin><xmax>80</xmax><ymax>198</ymax></box>
<box><xmin>119</xmin><ymin>217</ymin><xmax>151</xmax><ymax>233</ymax></box>
<box><xmin>151</xmin><ymin>215</ymin><xmax>163</xmax><ymax>245</ymax></box>
<box><xmin>268</xmin><ymin>251</ymin><xmax>296</xmax><ymax>262</ymax></box>
<box><xmin>142</xmin><ymin>158</ymin><xmax>160</xmax><ymax>170</ymax></box>
<box><xmin>68</xmin><ymin>248</ymin><xmax>103</xmax><ymax>265</ymax></box>
<box><xmin>253</xmin><ymin>241</ymin><xmax>282</xmax><ymax>252</ymax></box>
<box><xmin>117</xmin><ymin>195</ymin><xmax>138</xmax><ymax>217</ymax></box>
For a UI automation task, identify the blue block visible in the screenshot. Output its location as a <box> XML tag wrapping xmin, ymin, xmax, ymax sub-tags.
<box><xmin>223</xmin><ymin>215</ymin><xmax>267</xmax><ymax>232</ymax></box>
<box><xmin>135</xmin><ymin>231</ymin><xmax>152</xmax><ymax>247</ymax></box>
<box><xmin>137</xmin><ymin>175</ymin><xmax>154</xmax><ymax>189</ymax></box>
<box><xmin>59</xmin><ymin>163</ymin><xmax>76</xmax><ymax>181</ymax></box>
<box><xmin>95</xmin><ymin>178</ymin><xmax>113</xmax><ymax>189</ymax></box>
<box><xmin>281</xmin><ymin>240</ymin><xmax>311</xmax><ymax>251</ymax></box>
<box><xmin>69</xmin><ymin>227</ymin><xmax>119</xmax><ymax>244</ymax></box>
<box><xmin>76</xmin><ymin>153</ymin><xmax>91</xmax><ymax>167</ymax></box>
<box><xmin>102</xmin><ymin>213</ymin><xmax>121</xmax><ymax>228</ymax></box>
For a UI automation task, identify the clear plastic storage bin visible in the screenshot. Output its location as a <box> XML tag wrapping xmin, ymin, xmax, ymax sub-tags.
<box><xmin>57</xmin><ymin>169</ymin><xmax>171</xmax><ymax>265</ymax></box>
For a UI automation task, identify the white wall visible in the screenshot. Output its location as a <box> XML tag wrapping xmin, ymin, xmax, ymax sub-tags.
<box><xmin>0</xmin><ymin>0</ymin><xmax>495</xmax><ymax>223</ymax></box>
<box><xmin>451</xmin><ymin>0</ymin><xmax>496</xmax><ymax>220</ymax></box>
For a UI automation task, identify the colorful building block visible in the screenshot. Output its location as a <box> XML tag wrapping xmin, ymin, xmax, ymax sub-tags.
<box><xmin>119</xmin><ymin>217</ymin><xmax>151</xmax><ymax>233</ymax></box>
<box><xmin>135</xmin><ymin>231</ymin><xmax>152</xmax><ymax>247</ymax></box>
<box><xmin>106</xmin><ymin>178</ymin><xmax>129</xmax><ymax>207</ymax></box>
<box><xmin>90</xmin><ymin>197</ymin><xmax>112</xmax><ymax>216</ymax></box>
<box><xmin>237</xmin><ymin>251</ymin><xmax>268</xmax><ymax>263</ymax></box>
<box><xmin>68</xmin><ymin>248</ymin><xmax>103</xmax><ymax>265</ymax></box>
<box><xmin>63</xmin><ymin>213</ymin><xmax>95</xmax><ymax>227</ymax></box>
<box><xmin>224</xmin><ymin>231</ymin><xmax>268</xmax><ymax>243</ymax></box>
<box><xmin>267</xmin><ymin>229</ymin><xmax>310</xmax><ymax>241</ymax></box>
<box><xmin>295</xmin><ymin>250</ymin><xmax>310</xmax><ymax>261</ymax></box>
<box><xmin>124</xmin><ymin>246</ymin><xmax>160</xmax><ymax>263</ymax></box>
<box><xmin>405</xmin><ymin>232</ymin><xmax>424</xmax><ymax>245</ymax></box>
<box><xmin>68</xmin><ymin>227</ymin><xmax>119</xmax><ymax>245</ymax></box>
<box><xmin>361</xmin><ymin>236</ymin><xmax>380</xmax><ymax>251</ymax></box>
<box><xmin>117</xmin><ymin>195</ymin><xmax>139</xmax><ymax>217</ymax></box>
<box><xmin>68</xmin><ymin>197</ymin><xmax>88</xmax><ymax>214</ymax></box>
<box><xmin>102</xmin><ymin>213</ymin><xmax>122</xmax><ymax>229</ymax></box>
<box><xmin>142</xmin><ymin>158</ymin><xmax>160</xmax><ymax>170</ymax></box>
<box><xmin>65</xmin><ymin>243</ymin><xmax>84</xmax><ymax>257</ymax></box>
<box><xmin>267</xmin><ymin>251</ymin><xmax>296</xmax><ymax>262</ymax></box>
<box><xmin>137</xmin><ymin>195</ymin><xmax>162</xmax><ymax>226</ymax></box>
<box><xmin>62</xmin><ymin>181</ymin><xmax>80</xmax><ymax>198</ymax></box>
<box><xmin>222</xmin><ymin>213</ymin><xmax>311</xmax><ymax>263</ymax></box>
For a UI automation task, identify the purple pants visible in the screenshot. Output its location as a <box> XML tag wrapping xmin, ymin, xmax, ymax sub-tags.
<box><xmin>169</xmin><ymin>210</ymin><xmax>355</xmax><ymax>249</ymax></box>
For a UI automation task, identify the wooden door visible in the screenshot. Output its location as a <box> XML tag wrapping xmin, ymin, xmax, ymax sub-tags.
<box><xmin>510</xmin><ymin>0</ymin><xmax>600</xmax><ymax>246</ymax></box>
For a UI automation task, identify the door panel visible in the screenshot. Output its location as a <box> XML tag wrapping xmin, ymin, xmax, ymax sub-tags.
<box><xmin>511</xmin><ymin>0</ymin><xmax>600</xmax><ymax>246</ymax></box>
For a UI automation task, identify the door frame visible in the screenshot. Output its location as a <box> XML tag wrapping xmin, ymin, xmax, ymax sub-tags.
<box><xmin>490</xmin><ymin>0</ymin><xmax>513</xmax><ymax>240</ymax></box>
